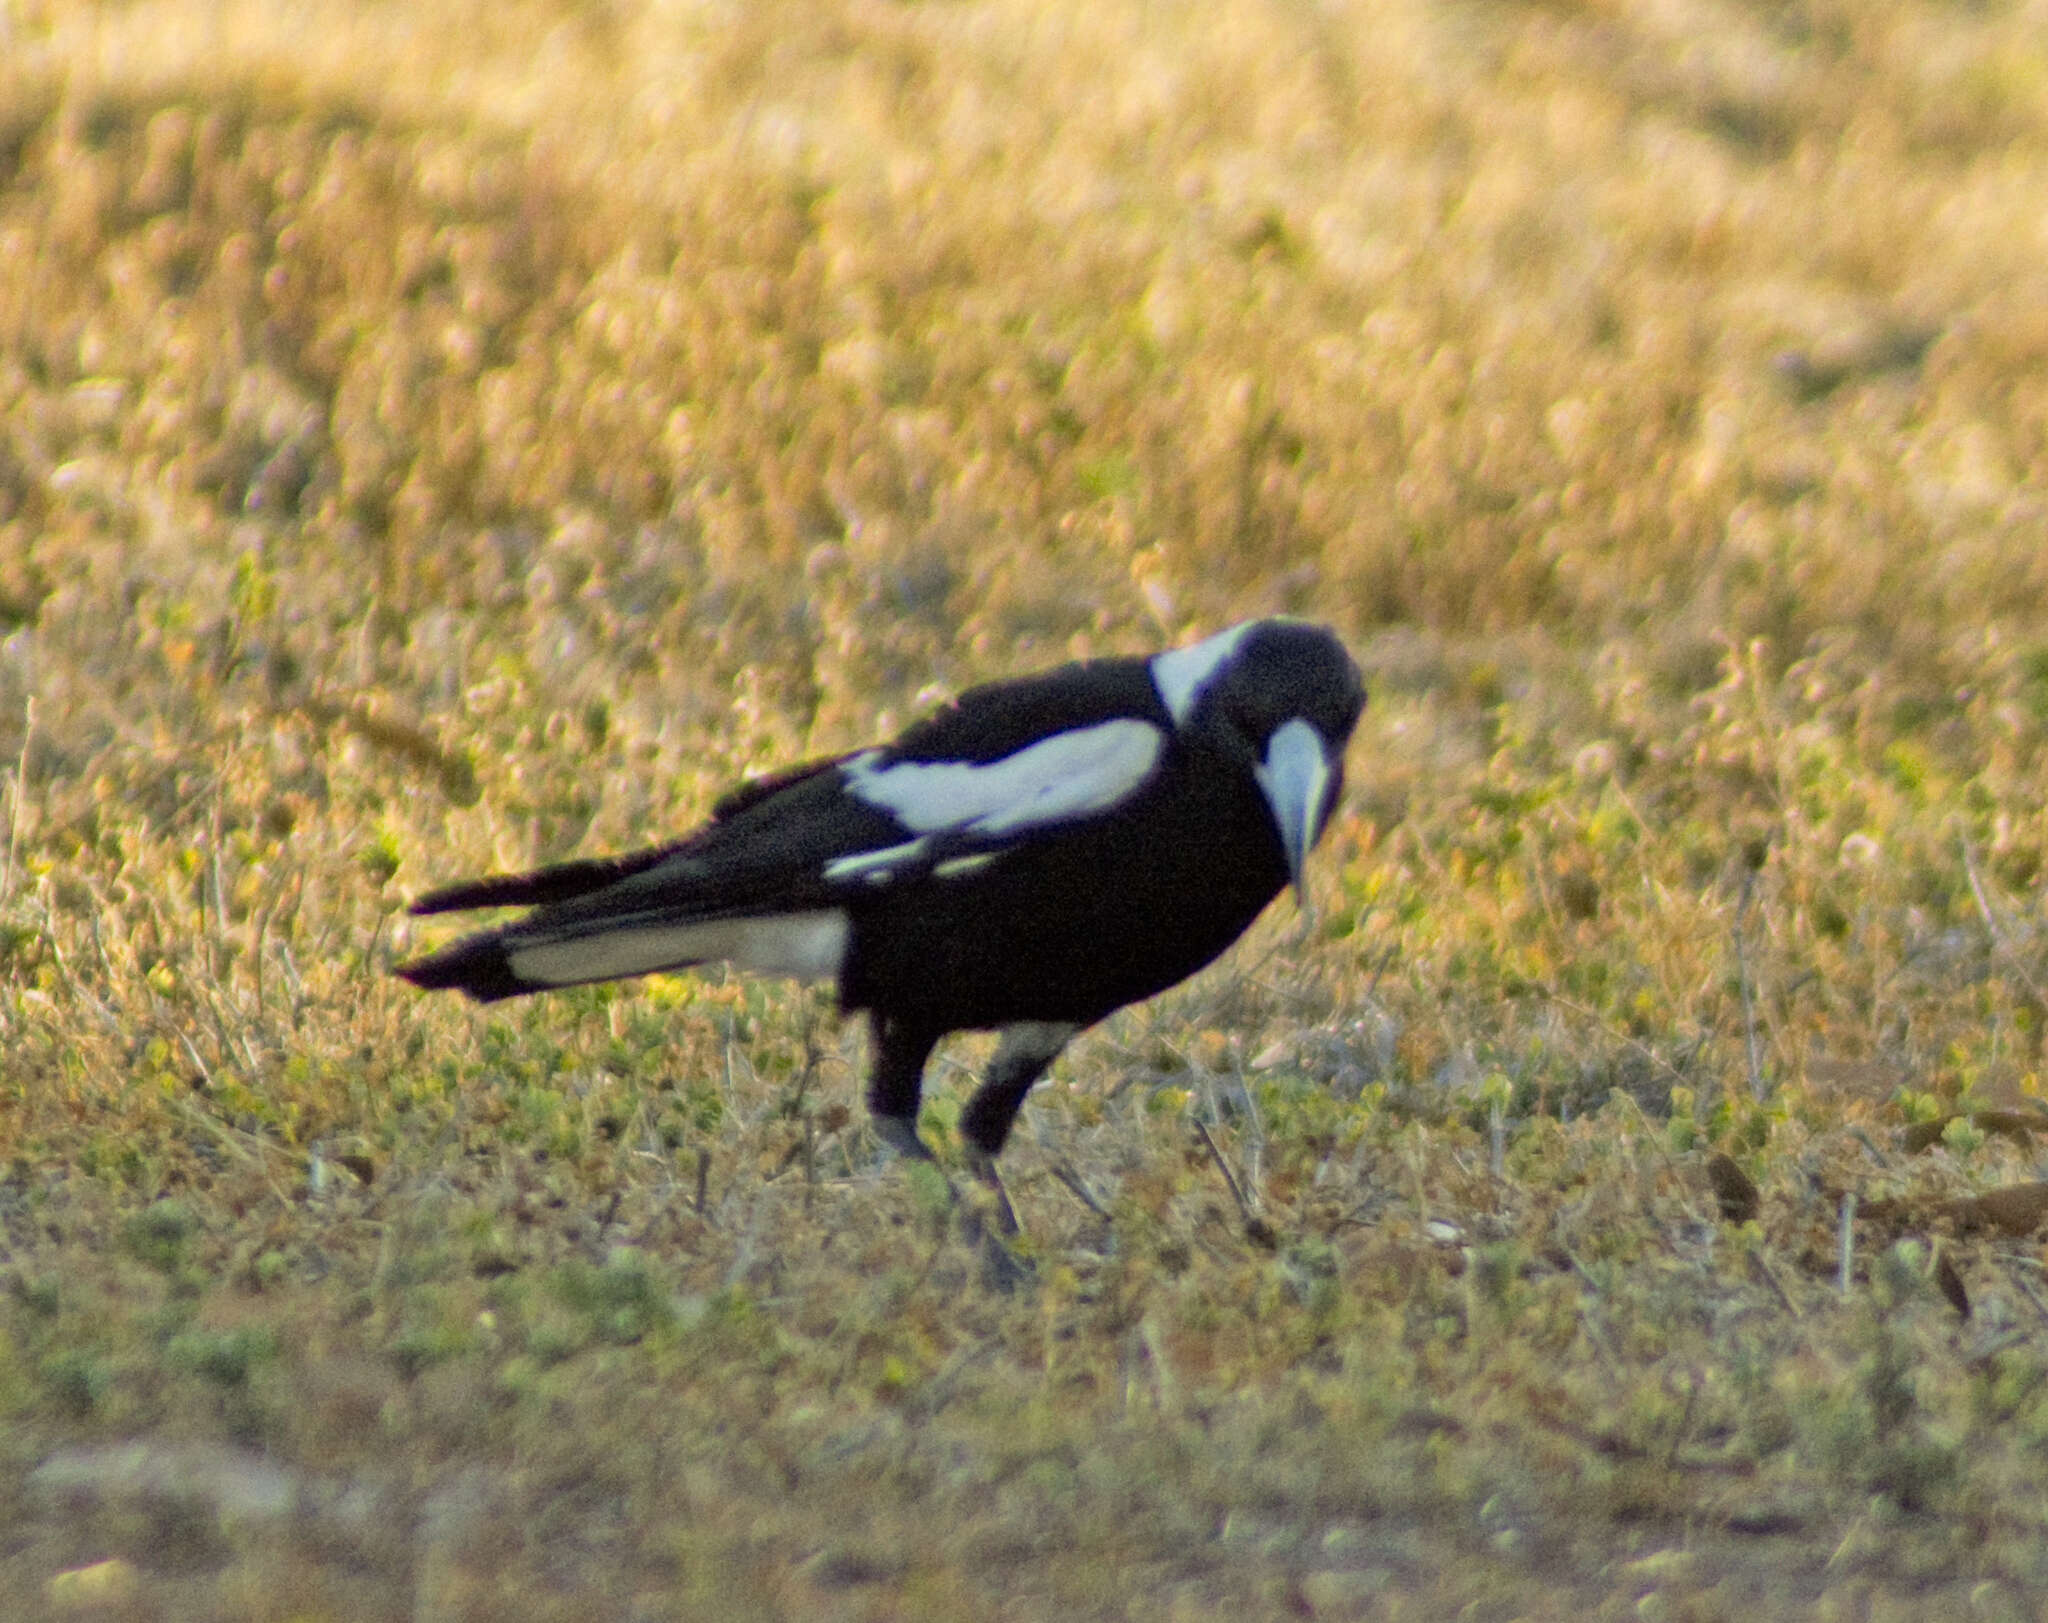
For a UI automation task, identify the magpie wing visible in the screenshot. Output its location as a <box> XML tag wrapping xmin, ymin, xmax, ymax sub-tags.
<box><xmin>799</xmin><ymin>652</ymin><xmax>1176</xmax><ymax>882</ymax></box>
<box><xmin>546</xmin><ymin>652</ymin><xmax>1173</xmax><ymax>909</ymax></box>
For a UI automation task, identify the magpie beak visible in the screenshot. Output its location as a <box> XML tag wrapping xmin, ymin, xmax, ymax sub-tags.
<box><xmin>1254</xmin><ymin>717</ymin><xmax>1334</xmax><ymax>910</ymax></box>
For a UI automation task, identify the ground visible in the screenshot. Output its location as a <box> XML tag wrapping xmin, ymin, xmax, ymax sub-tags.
<box><xmin>5</xmin><ymin>0</ymin><xmax>2048</xmax><ymax>1617</ymax></box>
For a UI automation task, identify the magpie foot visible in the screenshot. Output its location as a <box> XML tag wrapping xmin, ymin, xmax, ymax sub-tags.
<box><xmin>975</xmin><ymin>1228</ymin><xmax>1035</xmax><ymax>1292</ymax></box>
<box><xmin>869</xmin><ymin>1114</ymin><xmax>936</xmax><ymax>1164</ymax></box>
<box><xmin>958</xmin><ymin>1198</ymin><xmax>1034</xmax><ymax>1291</ymax></box>
<box><xmin>960</xmin><ymin>1148</ymin><xmax>1032</xmax><ymax>1291</ymax></box>
<box><xmin>963</xmin><ymin>1147</ymin><xmax>1021</xmax><ymax>1237</ymax></box>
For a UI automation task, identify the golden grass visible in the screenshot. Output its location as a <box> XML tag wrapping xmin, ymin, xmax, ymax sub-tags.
<box><xmin>6</xmin><ymin>0</ymin><xmax>2048</xmax><ymax>1616</ymax></box>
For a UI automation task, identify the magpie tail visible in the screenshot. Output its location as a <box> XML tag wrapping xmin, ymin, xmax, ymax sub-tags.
<box><xmin>397</xmin><ymin>907</ymin><xmax>853</xmax><ymax>1002</ymax></box>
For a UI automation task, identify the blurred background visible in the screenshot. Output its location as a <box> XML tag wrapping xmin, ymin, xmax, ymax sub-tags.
<box><xmin>8</xmin><ymin>0</ymin><xmax>2048</xmax><ymax>1115</ymax></box>
<box><xmin>6</xmin><ymin>1</ymin><xmax>2048</xmax><ymax>1614</ymax></box>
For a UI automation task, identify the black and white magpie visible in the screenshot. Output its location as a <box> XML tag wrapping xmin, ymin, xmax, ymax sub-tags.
<box><xmin>396</xmin><ymin>618</ymin><xmax>1364</xmax><ymax>1176</ymax></box>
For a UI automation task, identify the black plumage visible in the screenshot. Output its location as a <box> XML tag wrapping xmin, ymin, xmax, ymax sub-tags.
<box><xmin>397</xmin><ymin>617</ymin><xmax>1364</xmax><ymax>1169</ymax></box>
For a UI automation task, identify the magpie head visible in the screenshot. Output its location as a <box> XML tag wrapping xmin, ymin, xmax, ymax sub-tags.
<box><xmin>1152</xmin><ymin>619</ymin><xmax>1366</xmax><ymax>905</ymax></box>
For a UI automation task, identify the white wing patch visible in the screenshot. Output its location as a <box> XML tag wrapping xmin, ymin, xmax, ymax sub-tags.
<box><xmin>824</xmin><ymin>837</ymin><xmax>930</xmax><ymax>883</ymax></box>
<box><xmin>1150</xmin><ymin>621</ymin><xmax>1256</xmax><ymax>726</ymax></box>
<box><xmin>824</xmin><ymin>845</ymin><xmax>999</xmax><ymax>889</ymax></box>
<box><xmin>508</xmin><ymin>910</ymin><xmax>849</xmax><ymax>986</ymax></box>
<box><xmin>842</xmin><ymin>717</ymin><xmax>1164</xmax><ymax>838</ymax></box>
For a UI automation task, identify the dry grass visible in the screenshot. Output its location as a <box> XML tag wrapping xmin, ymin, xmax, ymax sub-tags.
<box><xmin>6</xmin><ymin>0</ymin><xmax>2048</xmax><ymax>1616</ymax></box>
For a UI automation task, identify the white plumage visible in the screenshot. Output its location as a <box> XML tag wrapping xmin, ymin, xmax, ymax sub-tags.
<box><xmin>507</xmin><ymin>910</ymin><xmax>850</xmax><ymax>986</ymax></box>
<box><xmin>1148</xmin><ymin>623</ymin><xmax>1255</xmax><ymax>726</ymax></box>
<box><xmin>841</xmin><ymin>717</ymin><xmax>1164</xmax><ymax>837</ymax></box>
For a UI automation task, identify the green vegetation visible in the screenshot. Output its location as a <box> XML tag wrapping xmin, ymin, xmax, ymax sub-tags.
<box><xmin>6</xmin><ymin>0</ymin><xmax>2048</xmax><ymax>1615</ymax></box>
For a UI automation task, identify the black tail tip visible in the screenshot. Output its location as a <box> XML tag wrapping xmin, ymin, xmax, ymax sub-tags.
<box><xmin>392</xmin><ymin>936</ymin><xmax>530</xmax><ymax>1003</ymax></box>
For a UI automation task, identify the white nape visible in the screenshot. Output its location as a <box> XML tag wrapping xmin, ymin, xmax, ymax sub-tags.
<box><xmin>1149</xmin><ymin>621</ymin><xmax>1256</xmax><ymax>726</ymax></box>
<box><xmin>843</xmin><ymin>717</ymin><xmax>1163</xmax><ymax>837</ymax></box>
<box><xmin>508</xmin><ymin>909</ymin><xmax>849</xmax><ymax>986</ymax></box>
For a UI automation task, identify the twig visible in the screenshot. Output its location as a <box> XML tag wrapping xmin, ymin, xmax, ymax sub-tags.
<box><xmin>2004</xmin><ymin>1260</ymin><xmax>2048</xmax><ymax>1328</ymax></box>
<box><xmin>1664</xmin><ymin>1368</ymin><xmax>1702</xmax><ymax>1471</ymax></box>
<box><xmin>85</xmin><ymin>904</ymin><xmax>124</xmax><ymax>1010</ymax></box>
<box><xmin>1749</xmin><ymin>1249</ymin><xmax>1801</xmax><ymax>1318</ymax></box>
<box><xmin>1133</xmin><ymin>1313</ymin><xmax>1179</xmax><ymax>1413</ymax></box>
<box><xmin>1050</xmin><ymin>1161</ymin><xmax>1112</xmax><ymax>1223</ymax></box>
<box><xmin>1</xmin><ymin>695</ymin><xmax>30</xmax><ymax>906</ymax></box>
<box><xmin>1735</xmin><ymin>868</ymin><xmax>1766</xmax><ymax>1102</ymax></box>
<box><xmin>169</xmin><ymin>1023</ymin><xmax>214</xmax><ymax>1091</ymax></box>
<box><xmin>1539</xmin><ymin>992</ymin><xmax>1694</xmax><ymax>1089</ymax></box>
<box><xmin>789</xmin><ymin>1004</ymin><xmax>823</xmax><ymax>1115</ymax></box>
<box><xmin>274</xmin><ymin>937</ymin><xmax>307</xmax><ymax>1015</ymax></box>
<box><xmin>1559</xmin><ymin>1245</ymin><xmax>1621</xmax><ymax>1369</ymax></box>
<box><xmin>694</xmin><ymin>1147</ymin><xmax>712</xmax><ymax>1217</ymax></box>
<box><xmin>801</xmin><ymin>1112</ymin><xmax>816</xmax><ymax>1216</ymax></box>
<box><xmin>1227</xmin><ymin>1062</ymin><xmax>1266</xmax><ymax>1192</ymax></box>
<box><xmin>1959</xmin><ymin>833</ymin><xmax>2048</xmax><ymax>1013</ymax></box>
<box><xmin>169</xmin><ymin>1093</ymin><xmax>261</xmax><ymax>1167</ymax></box>
<box><xmin>196</xmin><ymin>979</ymin><xmax>262</xmax><ymax>1079</ymax></box>
<box><xmin>42</xmin><ymin>917</ymin><xmax>121</xmax><ymax>1036</ymax></box>
<box><xmin>901</xmin><ymin>1338</ymin><xmax>1002</xmax><ymax>1421</ymax></box>
<box><xmin>1193</xmin><ymin>1118</ymin><xmax>1252</xmax><ymax>1221</ymax></box>
<box><xmin>248</xmin><ymin>887</ymin><xmax>277</xmax><ymax>1017</ymax></box>
<box><xmin>1965</xmin><ymin>1326</ymin><xmax>2032</xmax><ymax>1366</ymax></box>
<box><xmin>1193</xmin><ymin>1118</ymin><xmax>1275</xmax><ymax>1246</ymax></box>
<box><xmin>722</xmin><ymin>1184</ymin><xmax>768</xmax><ymax>1288</ymax></box>
<box><xmin>1362</xmin><ymin>944</ymin><xmax>1398</xmax><ymax>999</ymax></box>
<box><xmin>1836</xmin><ymin>1192</ymin><xmax>1858</xmax><ymax>1298</ymax></box>
<box><xmin>207</xmin><ymin>790</ymin><xmax>231</xmax><ymax>987</ymax></box>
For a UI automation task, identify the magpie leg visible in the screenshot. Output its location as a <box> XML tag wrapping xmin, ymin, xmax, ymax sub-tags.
<box><xmin>955</xmin><ymin>1023</ymin><xmax>1080</xmax><ymax>1290</ymax></box>
<box><xmin>866</xmin><ymin>1013</ymin><xmax>939</xmax><ymax>1162</ymax></box>
<box><xmin>959</xmin><ymin>1022</ymin><xmax>1079</xmax><ymax>1165</ymax></box>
